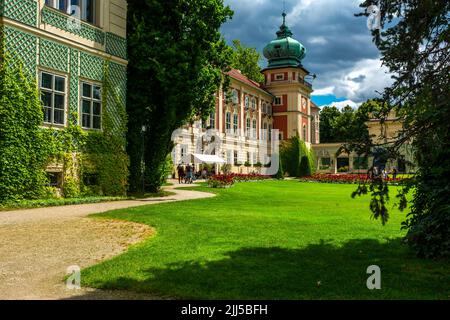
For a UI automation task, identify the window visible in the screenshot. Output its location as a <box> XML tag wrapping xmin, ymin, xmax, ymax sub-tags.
<box><xmin>246</xmin><ymin>118</ymin><xmax>251</xmax><ymax>137</ymax></box>
<box><xmin>231</xmin><ymin>89</ymin><xmax>239</xmax><ymax>104</ymax></box>
<box><xmin>208</xmin><ymin>111</ymin><xmax>215</xmax><ymax>129</ymax></box>
<box><xmin>234</xmin><ymin>151</ymin><xmax>239</xmax><ymax>165</ymax></box>
<box><xmin>275</xmin><ymin>74</ymin><xmax>284</xmax><ymax>81</ymax></box>
<box><xmin>303</xmin><ymin>125</ymin><xmax>307</xmax><ymax>142</ymax></box>
<box><xmin>262</xmin><ymin>103</ymin><xmax>266</xmax><ymax>114</ymax></box>
<box><xmin>225</xmin><ymin>112</ymin><xmax>231</xmax><ymax>132</ymax></box>
<box><xmin>268</xmin><ymin>124</ymin><xmax>273</xmax><ymax>141</ymax></box>
<box><xmin>252</xmin><ymin>119</ymin><xmax>257</xmax><ymax>138</ymax></box>
<box><xmin>245</xmin><ymin>96</ymin><xmax>250</xmax><ymax>109</ymax></box>
<box><xmin>263</xmin><ymin>123</ymin><xmax>268</xmax><ymax>140</ymax></box>
<box><xmin>233</xmin><ymin>113</ymin><xmax>239</xmax><ymax>134</ymax></box>
<box><xmin>267</xmin><ymin>105</ymin><xmax>272</xmax><ymax>115</ymax></box>
<box><xmin>81</xmin><ymin>82</ymin><xmax>102</xmax><ymax>129</ymax></box>
<box><xmin>40</xmin><ymin>72</ymin><xmax>67</xmax><ymax>125</ymax></box>
<box><xmin>45</xmin><ymin>0</ymin><xmax>98</xmax><ymax>25</ymax></box>
<box><xmin>274</xmin><ymin>96</ymin><xmax>282</xmax><ymax>106</ymax></box>
<box><xmin>47</xmin><ymin>172</ymin><xmax>63</xmax><ymax>187</ymax></box>
<box><xmin>251</xmin><ymin>98</ymin><xmax>256</xmax><ymax>110</ymax></box>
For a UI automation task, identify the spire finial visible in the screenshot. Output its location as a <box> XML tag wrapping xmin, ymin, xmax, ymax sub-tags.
<box><xmin>282</xmin><ymin>1</ymin><xmax>287</xmax><ymax>26</ymax></box>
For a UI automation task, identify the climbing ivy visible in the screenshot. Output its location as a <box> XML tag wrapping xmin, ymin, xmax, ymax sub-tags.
<box><xmin>280</xmin><ymin>135</ymin><xmax>316</xmax><ymax>177</ymax></box>
<box><xmin>0</xmin><ymin>48</ymin><xmax>129</xmax><ymax>202</ymax></box>
<box><xmin>0</xmin><ymin>52</ymin><xmax>50</xmax><ymax>202</ymax></box>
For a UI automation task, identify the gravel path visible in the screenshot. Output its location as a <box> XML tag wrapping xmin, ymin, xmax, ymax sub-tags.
<box><xmin>0</xmin><ymin>182</ymin><xmax>214</xmax><ymax>300</ymax></box>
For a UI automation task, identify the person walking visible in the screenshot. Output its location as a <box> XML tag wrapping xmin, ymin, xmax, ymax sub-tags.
<box><xmin>185</xmin><ymin>164</ymin><xmax>192</xmax><ymax>184</ymax></box>
<box><xmin>177</xmin><ymin>165</ymin><xmax>185</xmax><ymax>184</ymax></box>
<box><xmin>392</xmin><ymin>167</ymin><xmax>398</xmax><ymax>180</ymax></box>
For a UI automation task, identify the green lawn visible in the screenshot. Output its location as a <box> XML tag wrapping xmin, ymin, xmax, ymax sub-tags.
<box><xmin>82</xmin><ymin>180</ymin><xmax>449</xmax><ymax>299</ymax></box>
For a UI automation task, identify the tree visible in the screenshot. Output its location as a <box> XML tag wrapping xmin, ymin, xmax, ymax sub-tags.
<box><xmin>319</xmin><ymin>101</ymin><xmax>378</xmax><ymax>145</ymax></box>
<box><xmin>353</xmin><ymin>1</ymin><xmax>450</xmax><ymax>257</ymax></box>
<box><xmin>230</xmin><ymin>39</ymin><xmax>265</xmax><ymax>83</ymax></box>
<box><xmin>126</xmin><ymin>0</ymin><xmax>234</xmax><ymax>193</ymax></box>
<box><xmin>0</xmin><ymin>54</ymin><xmax>48</xmax><ymax>201</ymax></box>
<box><xmin>319</xmin><ymin>106</ymin><xmax>341</xmax><ymax>143</ymax></box>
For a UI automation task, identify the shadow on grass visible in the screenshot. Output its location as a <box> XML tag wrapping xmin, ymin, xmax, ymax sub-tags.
<box><xmin>76</xmin><ymin>238</ymin><xmax>449</xmax><ymax>300</ymax></box>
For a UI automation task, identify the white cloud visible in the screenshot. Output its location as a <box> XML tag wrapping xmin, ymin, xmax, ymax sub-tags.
<box><xmin>329</xmin><ymin>100</ymin><xmax>361</xmax><ymax>110</ymax></box>
<box><xmin>312</xmin><ymin>86</ymin><xmax>335</xmax><ymax>96</ymax></box>
<box><xmin>308</xmin><ymin>36</ymin><xmax>328</xmax><ymax>45</ymax></box>
<box><xmin>333</xmin><ymin>58</ymin><xmax>393</xmax><ymax>102</ymax></box>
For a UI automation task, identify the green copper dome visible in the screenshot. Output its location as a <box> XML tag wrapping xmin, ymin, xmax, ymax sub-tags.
<box><xmin>263</xmin><ymin>13</ymin><xmax>306</xmax><ymax>68</ymax></box>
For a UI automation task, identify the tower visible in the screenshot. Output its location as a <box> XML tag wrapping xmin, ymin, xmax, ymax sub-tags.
<box><xmin>262</xmin><ymin>12</ymin><xmax>314</xmax><ymax>143</ymax></box>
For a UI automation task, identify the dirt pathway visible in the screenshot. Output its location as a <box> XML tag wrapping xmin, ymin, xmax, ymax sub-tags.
<box><xmin>0</xmin><ymin>182</ymin><xmax>214</xmax><ymax>300</ymax></box>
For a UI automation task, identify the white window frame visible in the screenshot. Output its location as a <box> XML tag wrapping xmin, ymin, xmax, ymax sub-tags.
<box><xmin>251</xmin><ymin>98</ymin><xmax>256</xmax><ymax>110</ymax></box>
<box><xmin>46</xmin><ymin>0</ymin><xmax>98</xmax><ymax>25</ymax></box>
<box><xmin>39</xmin><ymin>71</ymin><xmax>67</xmax><ymax>126</ymax></box>
<box><xmin>226</xmin><ymin>112</ymin><xmax>232</xmax><ymax>133</ymax></box>
<box><xmin>233</xmin><ymin>113</ymin><xmax>239</xmax><ymax>135</ymax></box>
<box><xmin>252</xmin><ymin>118</ymin><xmax>257</xmax><ymax>139</ymax></box>
<box><xmin>274</xmin><ymin>96</ymin><xmax>282</xmax><ymax>106</ymax></box>
<box><xmin>208</xmin><ymin>111</ymin><xmax>215</xmax><ymax>129</ymax></box>
<box><xmin>80</xmin><ymin>81</ymin><xmax>102</xmax><ymax>130</ymax></box>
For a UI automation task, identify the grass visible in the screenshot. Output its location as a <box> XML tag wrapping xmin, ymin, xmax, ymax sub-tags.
<box><xmin>0</xmin><ymin>191</ymin><xmax>175</xmax><ymax>212</ymax></box>
<box><xmin>81</xmin><ymin>180</ymin><xmax>450</xmax><ymax>299</ymax></box>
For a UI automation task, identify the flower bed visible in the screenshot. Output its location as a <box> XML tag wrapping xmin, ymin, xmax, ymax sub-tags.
<box><xmin>300</xmin><ymin>173</ymin><xmax>403</xmax><ymax>184</ymax></box>
<box><xmin>207</xmin><ymin>173</ymin><xmax>271</xmax><ymax>188</ymax></box>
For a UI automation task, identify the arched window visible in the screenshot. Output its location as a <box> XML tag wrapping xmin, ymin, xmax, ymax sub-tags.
<box><xmin>267</xmin><ymin>105</ymin><xmax>272</xmax><ymax>115</ymax></box>
<box><xmin>252</xmin><ymin>119</ymin><xmax>257</xmax><ymax>138</ymax></box>
<box><xmin>246</xmin><ymin>118</ymin><xmax>251</xmax><ymax>137</ymax></box>
<box><xmin>262</xmin><ymin>103</ymin><xmax>266</xmax><ymax>114</ymax></box>
<box><xmin>251</xmin><ymin>98</ymin><xmax>256</xmax><ymax>110</ymax></box>
<box><xmin>245</xmin><ymin>96</ymin><xmax>250</xmax><ymax>109</ymax></box>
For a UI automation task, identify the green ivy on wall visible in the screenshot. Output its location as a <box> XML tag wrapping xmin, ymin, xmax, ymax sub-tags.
<box><xmin>0</xmin><ymin>43</ymin><xmax>129</xmax><ymax>203</ymax></box>
<box><xmin>0</xmin><ymin>52</ymin><xmax>49</xmax><ymax>202</ymax></box>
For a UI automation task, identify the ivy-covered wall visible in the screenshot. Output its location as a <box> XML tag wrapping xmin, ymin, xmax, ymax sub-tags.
<box><xmin>1</xmin><ymin>6</ymin><xmax>129</xmax><ymax>199</ymax></box>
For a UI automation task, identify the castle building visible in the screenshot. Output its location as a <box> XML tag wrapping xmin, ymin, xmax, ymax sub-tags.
<box><xmin>172</xmin><ymin>13</ymin><xmax>320</xmax><ymax>173</ymax></box>
<box><xmin>1</xmin><ymin>0</ymin><xmax>128</xmax><ymax>192</ymax></box>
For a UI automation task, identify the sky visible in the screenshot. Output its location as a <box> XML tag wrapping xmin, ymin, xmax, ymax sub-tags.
<box><xmin>220</xmin><ymin>0</ymin><xmax>394</xmax><ymax>109</ymax></box>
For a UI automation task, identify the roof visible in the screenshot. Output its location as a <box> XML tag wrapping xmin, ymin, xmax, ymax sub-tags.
<box><xmin>227</xmin><ymin>69</ymin><xmax>272</xmax><ymax>96</ymax></box>
<box><xmin>311</xmin><ymin>101</ymin><xmax>320</xmax><ymax>111</ymax></box>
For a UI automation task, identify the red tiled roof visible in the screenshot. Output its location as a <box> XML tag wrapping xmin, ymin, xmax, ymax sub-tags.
<box><xmin>227</xmin><ymin>69</ymin><xmax>263</xmax><ymax>91</ymax></box>
<box><xmin>311</xmin><ymin>101</ymin><xmax>320</xmax><ymax>111</ymax></box>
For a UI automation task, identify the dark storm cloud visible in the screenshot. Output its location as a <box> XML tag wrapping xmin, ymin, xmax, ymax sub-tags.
<box><xmin>221</xmin><ymin>0</ymin><xmax>391</xmax><ymax>103</ymax></box>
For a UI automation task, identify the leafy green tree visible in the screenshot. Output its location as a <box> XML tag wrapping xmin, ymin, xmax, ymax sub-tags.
<box><xmin>230</xmin><ymin>39</ymin><xmax>265</xmax><ymax>83</ymax></box>
<box><xmin>0</xmin><ymin>54</ymin><xmax>48</xmax><ymax>201</ymax></box>
<box><xmin>353</xmin><ymin>0</ymin><xmax>450</xmax><ymax>257</ymax></box>
<box><xmin>126</xmin><ymin>0</ymin><xmax>234</xmax><ymax>193</ymax></box>
<box><xmin>319</xmin><ymin>106</ymin><xmax>341</xmax><ymax>142</ymax></box>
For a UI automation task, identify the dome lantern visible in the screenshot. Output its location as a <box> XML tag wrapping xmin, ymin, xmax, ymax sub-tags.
<box><xmin>263</xmin><ymin>13</ymin><xmax>306</xmax><ymax>69</ymax></box>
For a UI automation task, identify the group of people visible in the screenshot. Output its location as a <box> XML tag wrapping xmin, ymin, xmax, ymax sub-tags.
<box><xmin>370</xmin><ymin>166</ymin><xmax>398</xmax><ymax>180</ymax></box>
<box><xmin>176</xmin><ymin>164</ymin><xmax>215</xmax><ymax>184</ymax></box>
